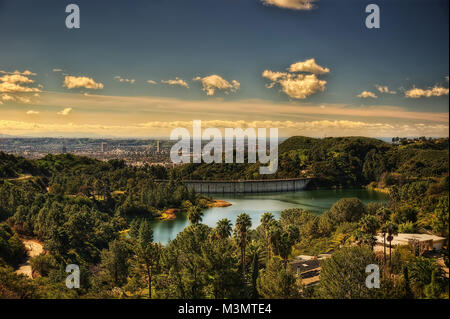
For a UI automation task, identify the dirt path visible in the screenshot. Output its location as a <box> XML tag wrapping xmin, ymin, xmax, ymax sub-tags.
<box><xmin>15</xmin><ymin>239</ymin><xmax>44</xmax><ymax>279</ymax></box>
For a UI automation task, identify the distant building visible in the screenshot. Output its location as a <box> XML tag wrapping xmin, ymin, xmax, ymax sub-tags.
<box><xmin>101</xmin><ymin>142</ymin><xmax>107</xmax><ymax>153</ymax></box>
<box><xmin>156</xmin><ymin>140</ymin><xmax>160</xmax><ymax>153</ymax></box>
<box><xmin>62</xmin><ymin>145</ymin><xmax>67</xmax><ymax>154</ymax></box>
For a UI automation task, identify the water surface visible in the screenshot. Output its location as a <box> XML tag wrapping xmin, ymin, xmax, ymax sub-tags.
<box><xmin>151</xmin><ymin>189</ymin><xmax>388</xmax><ymax>244</ymax></box>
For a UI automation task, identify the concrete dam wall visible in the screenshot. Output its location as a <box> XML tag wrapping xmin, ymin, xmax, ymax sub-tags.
<box><xmin>157</xmin><ymin>178</ymin><xmax>311</xmax><ymax>194</ymax></box>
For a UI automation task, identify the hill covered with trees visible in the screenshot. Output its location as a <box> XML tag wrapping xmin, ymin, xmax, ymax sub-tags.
<box><xmin>0</xmin><ymin>136</ymin><xmax>448</xmax><ymax>299</ymax></box>
<box><xmin>174</xmin><ymin>136</ymin><xmax>449</xmax><ymax>188</ymax></box>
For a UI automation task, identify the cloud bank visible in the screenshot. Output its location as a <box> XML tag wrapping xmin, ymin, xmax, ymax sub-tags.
<box><xmin>0</xmin><ymin>69</ymin><xmax>41</xmax><ymax>94</ymax></box>
<box><xmin>405</xmin><ymin>86</ymin><xmax>449</xmax><ymax>98</ymax></box>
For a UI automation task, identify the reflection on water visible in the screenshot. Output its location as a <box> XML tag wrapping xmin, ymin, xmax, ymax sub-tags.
<box><xmin>151</xmin><ymin>189</ymin><xmax>389</xmax><ymax>244</ymax></box>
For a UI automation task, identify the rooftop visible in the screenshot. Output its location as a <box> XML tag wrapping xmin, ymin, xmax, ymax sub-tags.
<box><xmin>375</xmin><ymin>233</ymin><xmax>445</xmax><ymax>247</ymax></box>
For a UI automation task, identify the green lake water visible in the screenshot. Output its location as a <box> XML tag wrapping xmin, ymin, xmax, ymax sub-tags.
<box><xmin>151</xmin><ymin>189</ymin><xmax>389</xmax><ymax>244</ymax></box>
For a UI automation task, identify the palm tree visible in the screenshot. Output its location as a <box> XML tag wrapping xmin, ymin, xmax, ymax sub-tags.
<box><xmin>376</xmin><ymin>207</ymin><xmax>391</xmax><ymax>225</ymax></box>
<box><xmin>358</xmin><ymin>214</ymin><xmax>380</xmax><ymax>249</ymax></box>
<box><xmin>187</xmin><ymin>205</ymin><xmax>203</xmax><ymax>225</ymax></box>
<box><xmin>247</xmin><ymin>240</ymin><xmax>263</xmax><ymax>299</ymax></box>
<box><xmin>234</xmin><ymin>213</ymin><xmax>252</xmax><ymax>277</ymax></box>
<box><xmin>380</xmin><ymin>224</ymin><xmax>388</xmax><ymax>266</ymax></box>
<box><xmin>215</xmin><ymin>218</ymin><xmax>232</xmax><ymax>239</ymax></box>
<box><xmin>260</xmin><ymin>212</ymin><xmax>275</xmax><ymax>259</ymax></box>
<box><xmin>384</xmin><ymin>221</ymin><xmax>398</xmax><ymax>270</ymax></box>
<box><xmin>267</xmin><ymin>220</ymin><xmax>282</xmax><ymax>256</ymax></box>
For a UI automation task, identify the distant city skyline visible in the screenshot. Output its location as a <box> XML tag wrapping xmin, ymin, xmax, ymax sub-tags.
<box><xmin>0</xmin><ymin>0</ymin><xmax>448</xmax><ymax>137</ymax></box>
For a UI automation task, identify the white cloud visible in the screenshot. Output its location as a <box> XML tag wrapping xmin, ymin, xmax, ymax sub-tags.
<box><xmin>263</xmin><ymin>58</ymin><xmax>329</xmax><ymax>99</ymax></box>
<box><xmin>0</xmin><ymin>69</ymin><xmax>40</xmax><ymax>93</ymax></box>
<box><xmin>263</xmin><ymin>70</ymin><xmax>326</xmax><ymax>99</ymax></box>
<box><xmin>405</xmin><ymin>86</ymin><xmax>449</xmax><ymax>98</ymax></box>
<box><xmin>0</xmin><ymin>74</ymin><xmax>34</xmax><ymax>84</ymax></box>
<box><xmin>0</xmin><ymin>70</ymin><xmax>36</xmax><ymax>76</ymax></box>
<box><xmin>375</xmin><ymin>85</ymin><xmax>396</xmax><ymax>94</ymax></box>
<box><xmin>63</xmin><ymin>76</ymin><xmax>104</xmax><ymax>90</ymax></box>
<box><xmin>161</xmin><ymin>77</ymin><xmax>189</xmax><ymax>88</ymax></box>
<box><xmin>114</xmin><ymin>76</ymin><xmax>136</xmax><ymax>84</ymax></box>
<box><xmin>1</xmin><ymin>94</ymin><xmax>15</xmax><ymax>102</ymax></box>
<box><xmin>15</xmin><ymin>96</ymin><xmax>32</xmax><ymax>104</ymax></box>
<box><xmin>193</xmin><ymin>75</ymin><xmax>240</xmax><ymax>96</ymax></box>
<box><xmin>262</xmin><ymin>70</ymin><xmax>290</xmax><ymax>84</ymax></box>
<box><xmin>0</xmin><ymin>82</ymin><xmax>40</xmax><ymax>93</ymax></box>
<box><xmin>261</xmin><ymin>0</ymin><xmax>317</xmax><ymax>10</ymax></box>
<box><xmin>57</xmin><ymin>107</ymin><xmax>73</xmax><ymax>116</ymax></box>
<box><xmin>53</xmin><ymin>68</ymin><xmax>63</xmax><ymax>73</ymax></box>
<box><xmin>1</xmin><ymin>93</ymin><xmax>33</xmax><ymax>104</ymax></box>
<box><xmin>357</xmin><ymin>91</ymin><xmax>378</xmax><ymax>99</ymax></box>
<box><xmin>26</xmin><ymin>110</ymin><xmax>39</xmax><ymax>115</ymax></box>
<box><xmin>288</xmin><ymin>58</ymin><xmax>330</xmax><ymax>74</ymax></box>
<box><xmin>147</xmin><ymin>80</ymin><xmax>158</xmax><ymax>85</ymax></box>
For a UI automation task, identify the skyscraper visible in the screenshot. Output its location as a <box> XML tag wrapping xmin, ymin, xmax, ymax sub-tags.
<box><xmin>101</xmin><ymin>142</ymin><xmax>107</xmax><ymax>153</ymax></box>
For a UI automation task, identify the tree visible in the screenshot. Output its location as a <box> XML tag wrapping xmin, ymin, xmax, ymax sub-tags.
<box><xmin>380</xmin><ymin>222</ymin><xmax>388</xmax><ymax>266</ymax></box>
<box><xmin>317</xmin><ymin>246</ymin><xmax>377</xmax><ymax>298</ymax></box>
<box><xmin>260</xmin><ymin>213</ymin><xmax>275</xmax><ymax>260</ymax></box>
<box><xmin>257</xmin><ymin>257</ymin><xmax>301</xmax><ymax>299</ymax></box>
<box><xmin>187</xmin><ymin>205</ymin><xmax>203</xmax><ymax>225</ymax></box>
<box><xmin>30</xmin><ymin>254</ymin><xmax>56</xmax><ymax>277</ymax></box>
<box><xmin>234</xmin><ymin>213</ymin><xmax>252</xmax><ymax>277</ymax></box>
<box><xmin>215</xmin><ymin>219</ymin><xmax>232</xmax><ymax>239</ymax></box>
<box><xmin>201</xmin><ymin>237</ymin><xmax>242</xmax><ymax>299</ymax></box>
<box><xmin>382</xmin><ymin>222</ymin><xmax>398</xmax><ymax>270</ymax></box>
<box><xmin>0</xmin><ymin>264</ymin><xmax>37</xmax><ymax>298</ymax></box>
<box><xmin>424</xmin><ymin>271</ymin><xmax>441</xmax><ymax>299</ymax></box>
<box><xmin>431</xmin><ymin>196</ymin><xmax>449</xmax><ymax>237</ymax></box>
<box><xmin>278</xmin><ymin>225</ymin><xmax>300</xmax><ymax>269</ymax></box>
<box><xmin>134</xmin><ymin>219</ymin><xmax>161</xmax><ymax>298</ymax></box>
<box><xmin>157</xmin><ymin>224</ymin><xmax>211</xmax><ymax>299</ymax></box>
<box><xmin>402</xmin><ymin>266</ymin><xmax>414</xmax><ymax>299</ymax></box>
<box><xmin>408</xmin><ymin>256</ymin><xmax>444</xmax><ymax>298</ymax></box>
<box><xmin>328</xmin><ymin>198</ymin><xmax>366</xmax><ymax>224</ymax></box>
<box><xmin>247</xmin><ymin>240</ymin><xmax>263</xmax><ymax>299</ymax></box>
<box><xmin>355</xmin><ymin>214</ymin><xmax>380</xmax><ymax>249</ymax></box>
<box><xmin>99</xmin><ymin>239</ymin><xmax>130</xmax><ymax>287</ymax></box>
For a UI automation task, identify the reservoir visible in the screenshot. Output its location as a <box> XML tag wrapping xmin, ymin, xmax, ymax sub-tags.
<box><xmin>151</xmin><ymin>189</ymin><xmax>389</xmax><ymax>244</ymax></box>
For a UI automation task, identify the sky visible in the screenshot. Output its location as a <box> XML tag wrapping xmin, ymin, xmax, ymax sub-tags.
<box><xmin>0</xmin><ymin>0</ymin><xmax>448</xmax><ymax>138</ymax></box>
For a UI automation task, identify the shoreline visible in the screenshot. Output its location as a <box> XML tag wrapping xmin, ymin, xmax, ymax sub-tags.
<box><xmin>159</xmin><ymin>199</ymin><xmax>232</xmax><ymax>221</ymax></box>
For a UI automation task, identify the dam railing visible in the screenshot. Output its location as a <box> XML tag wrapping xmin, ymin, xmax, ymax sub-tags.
<box><xmin>155</xmin><ymin>178</ymin><xmax>311</xmax><ymax>194</ymax></box>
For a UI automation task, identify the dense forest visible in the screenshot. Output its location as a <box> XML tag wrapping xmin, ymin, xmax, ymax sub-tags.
<box><xmin>174</xmin><ymin>136</ymin><xmax>449</xmax><ymax>187</ymax></box>
<box><xmin>0</xmin><ymin>136</ymin><xmax>448</xmax><ymax>299</ymax></box>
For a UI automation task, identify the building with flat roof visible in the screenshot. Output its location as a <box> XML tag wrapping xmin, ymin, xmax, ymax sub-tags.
<box><xmin>375</xmin><ymin>233</ymin><xmax>446</xmax><ymax>252</ymax></box>
<box><xmin>289</xmin><ymin>254</ymin><xmax>331</xmax><ymax>287</ymax></box>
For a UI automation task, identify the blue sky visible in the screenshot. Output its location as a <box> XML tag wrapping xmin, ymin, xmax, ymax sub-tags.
<box><xmin>0</xmin><ymin>0</ymin><xmax>448</xmax><ymax>137</ymax></box>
